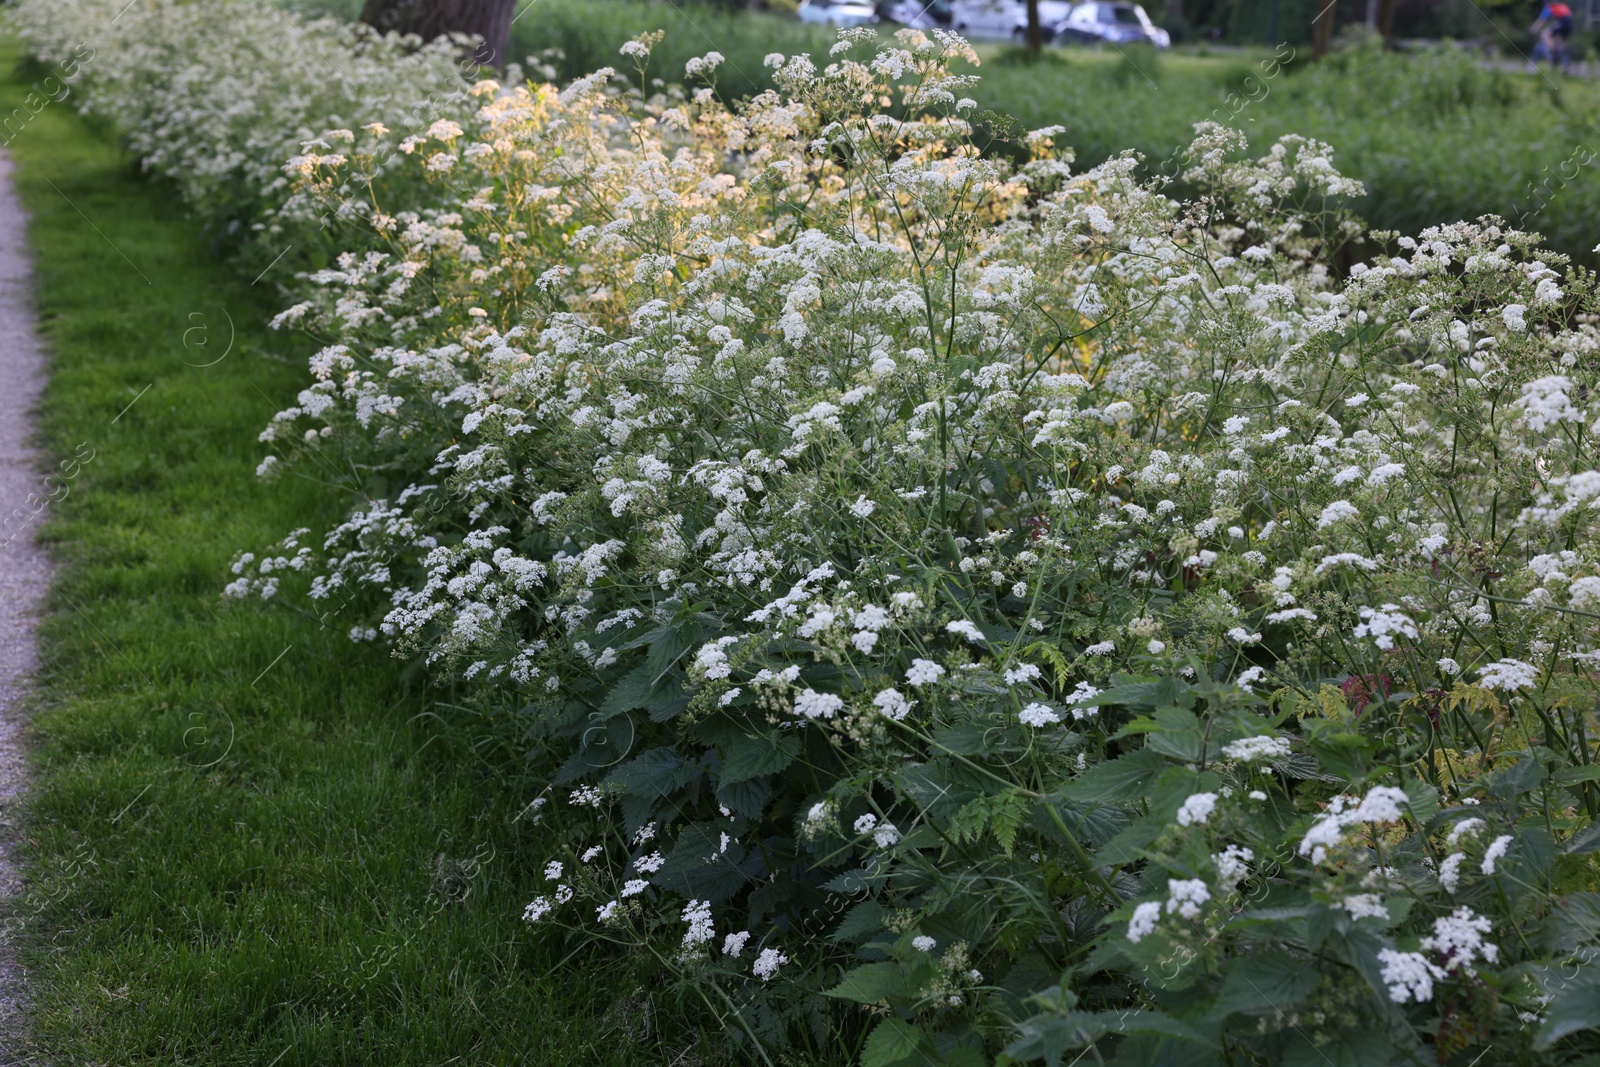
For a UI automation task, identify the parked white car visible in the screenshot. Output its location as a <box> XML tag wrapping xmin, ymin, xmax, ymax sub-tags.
<box><xmin>880</xmin><ymin>0</ymin><xmax>955</xmax><ymax>28</ymax></box>
<box><xmin>949</xmin><ymin>0</ymin><xmax>1074</xmax><ymax>40</ymax></box>
<box><xmin>797</xmin><ymin>0</ymin><xmax>882</xmax><ymax>26</ymax></box>
<box><xmin>1058</xmin><ymin>1</ymin><xmax>1171</xmax><ymax>47</ymax></box>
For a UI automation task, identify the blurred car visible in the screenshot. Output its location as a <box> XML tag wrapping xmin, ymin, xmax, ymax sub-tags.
<box><xmin>797</xmin><ymin>0</ymin><xmax>882</xmax><ymax>26</ymax></box>
<box><xmin>950</xmin><ymin>0</ymin><xmax>1074</xmax><ymax>41</ymax></box>
<box><xmin>1057</xmin><ymin>1</ymin><xmax>1171</xmax><ymax>47</ymax></box>
<box><xmin>878</xmin><ymin>0</ymin><xmax>954</xmax><ymax>27</ymax></box>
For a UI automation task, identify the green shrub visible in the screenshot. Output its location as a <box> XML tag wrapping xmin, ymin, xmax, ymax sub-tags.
<box><xmin>21</xmin><ymin>2</ymin><xmax>1600</xmax><ymax>1063</ymax></box>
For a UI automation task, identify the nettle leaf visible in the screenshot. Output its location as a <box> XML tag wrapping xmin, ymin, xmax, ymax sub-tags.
<box><xmin>1554</xmin><ymin>765</ymin><xmax>1600</xmax><ymax>787</ymax></box>
<box><xmin>1062</xmin><ymin>749</ymin><xmax>1167</xmax><ymax>805</ymax></box>
<box><xmin>1562</xmin><ymin>820</ymin><xmax>1600</xmax><ymax>855</ymax></box>
<box><xmin>1210</xmin><ymin>950</ymin><xmax>1319</xmax><ymax>1017</ymax></box>
<box><xmin>1059</xmin><ymin>799</ymin><xmax>1129</xmax><ymax>846</ymax></box>
<box><xmin>898</xmin><ymin>763</ymin><xmax>976</xmax><ymax>822</ymax></box>
<box><xmin>1116</xmin><ymin>706</ymin><xmax>1205</xmax><ymax>763</ymax></box>
<box><xmin>825</xmin><ymin>961</ymin><xmax>902</xmax><ymax>1004</ymax></box>
<box><xmin>830</xmin><ymin>899</ymin><xmax>885</xmax><ymax>944</ymax></box>
<box><xmin>1541</xmin><ymin>893</ymin><xmax>1600</xmax><ymax>951</ymax></box>
<box><xmin>933</xmin><ymin>720</ymin><xmax>1007</xmax><ymax>756</ymax></box>
<box><xmin>604</xmin><ymin>746</ymin><xmax>703</xmax><ymax>831</ymax></box>
<box><xmin>1092</xmin><ymin>674</ymin><xmax>1195</xmax><ymax>712</ymax></box>
<box><xmin>859</xmin><ymin>1018</ymin><xmax>928</xmax><ymax>1067</ymax></box>
<box><xmin>1275</xmin><ymin>1027</ymin><xmax>1405</xmax><ymax>1067</ymax></box>
<box><xmin>604</xmin><ymin>746</ymin><xmax>699</xmax><ymax>800</ymax></box>
<box><xmin>715</xmin><ymin>774</ymin><xmax>770</xmax><ymax>818</ymax></box>
<box><xmin>1401</xmin><ymin>778</ymin><xmax>1439</xmax><ymax>823</ymax></box>
<box><xmin>599</xmin><ymin>660</ymin><xmax>657</xmax><ymax>717</ymax></box>
<box><xmin>1489</xmin><ymin>755</ymin><xmax>1545</xmax><ymax>799</ymax></box>
<box><xmin>647</xmin><ymin>687</ymin><xmax>691</xmax><ymax>723</ymax></box>
<box><xmin>822</xmin><ymin>867</ymin><xmax>881</xmax><ymax>894</ymax></box>
<box><xmin>1005</xmin><ymin>1009</ymin><xmax>1207</xmax><ymax>1066</ymax></box>
<box><xmin>1533</xmin><ymin>963</ymin><xmax>1600</xmax><ymax>1050</ymax></box>
<box><xmin>720</xmin><ymin>731</ymin><xmax>799</xmax><ymax>786</ymax></box>
<box><xmin>655</xmin><ymin>821</ymin><xmax>753</xmax><ymax>902</ymax></box>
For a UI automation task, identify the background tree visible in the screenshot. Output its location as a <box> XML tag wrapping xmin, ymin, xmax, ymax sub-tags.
<box><xmin>359</xmin><ymin>0</ymin><xmax>517</xmax><ymax>67</ymax></box>
<box><xmin>1026</xmin><ymin>0</ymin><xmax>1044</xmax><ymax>52</ymax></box>
<box><xmin>1311</xmin><ymin>0</ymin><xmax>1334</xmax><ymax>55</ymax></box>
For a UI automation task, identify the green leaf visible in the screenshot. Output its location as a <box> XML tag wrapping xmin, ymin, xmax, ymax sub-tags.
<box><xmin>1489</xmin><ymin>755</ymin><xmax>1544</xmax><ymax>799</ymax></box>
<box><xmin>1534</xmin><ymin>966</ymin><xmax>1600</xmax><ymax>1050</ymax></box>
<box><xmin>1554</xmin><ymin>765</ymin><xmax>1600</xmax><ymax>787</ymax></box>
<box><xmin>1135</xmin><ymin>707</ymin><xmax>1206</xmax><ymax>763</ymax></box>
<box><xmin>1211</xmin><ymin>951</ymin><xmax>1319</xmax><ymax>1017</ymax></box>
<box><xmin>1063</xmin><ymin>749</ymin><xmax>1167</xmax><ymax>804</ymax></box>
<box><xmin>932</xmin><ymin>721</ymin><xmax>1006</xmax><ymax>756</ymax></box>
<box><xmin>599</xmin><ymin>661</ymin><xmax>657</xmax><ymax>717</ymax></box>
<box><xmin>826</xmin><ymin>962</ymin><xmax>902</xmax><ymax>1004</ymax></box>
<box><xmin>949</xmin><ymin>788</ymin><xmax>1032</xmax><ymax>855</ymax></box>
<box><xmin>644</xmin><ymin>623</ymin><xmax>694</xmax><ymax>682</ymax></box>
<box><xmin>830</xmin><ymin>900</ymin><xmax>885</xmax><ymax>944</ymax></box>
<box><xmin>1402</xmin><ymin>778</ymin><xmax>1440</xmax><ymax>823</ymax></box>
<box><xmin>1563</xmin><ymin>819</ymin><xmax>1600</xmax><ymax>855</ymax></box>
<box><xmin>860</xmin><ymin>1018</ymin><xmax>924</xmax><ymax>1067</ymax></box>
<box><xmin>1090</xmin><ymin>676</ymin><xmax>1193</xmax><ymax>712</ymax></box>
<box><xmin>719</xmin><ymin>731</ymin><xmax>798</xmax><ymax>786</ymax></box>
<box><xmin>1541</xmin><ymin>892</ymin><xmax>1600</xmax><ymax>950</ymax></box>
<box><xmin>1280</xmin><ymin>1027</ymin><xmax>1405</xmax><ymax>1067</ymax></box>
<box><xmin>653</xmin><ymin>822</ymin><xmax>754</xmax><ymax>902</ymax></box>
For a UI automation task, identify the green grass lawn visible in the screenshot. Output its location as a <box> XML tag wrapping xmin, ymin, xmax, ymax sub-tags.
<box><xmin>0</xmin><ymin>36</ymin><xmax>700</xmax><ymax>1067</ymax></box>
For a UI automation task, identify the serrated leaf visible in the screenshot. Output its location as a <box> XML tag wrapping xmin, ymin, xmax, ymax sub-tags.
<box><xmin>645</xmin><ymin>624</ymin><xmax>694</xmax><ymax>683</ymax></box>
<box><xmin>1542</xmin><ymin>892</ymin><xmax>1600</xmax><ymax>950</ymax></box>
<box><xmin>654</xmin><ymin>822</ymin><xmax>751</xmax><ymax>903</ymax></box>
<box><xmin>1089</xmin><ymin>676</ymin><xmax>1192</xmax><ymax>711</ymax></box>
<box><xmin>715</xmin><ymin>775</ymin><xmax>770</xmax><ymax>817</ymax></box>
<box><xmin>825</xmin><ymin>962</ymin><xmax>902</xmax><ymax>1004</ymax></box>
<box><xmin>830</xmin><ymin>900</ymin><xmax>885</xmax><ymax>943</ymax></box>
<box><xmin>1563</xmin><ymin>820</ymin><xmax>1600</xmax><ymax>855</ymax></box>
<box><xmin>1062</xmin><ymin>749</ymin><xmax>1167</xmax><ymax>804</ymax></box>
<box><xmin>720</xmin><ymin>731</ymin><xmax>799</xmax><ymax>786</ymax></box>
<box><xmin>603</xmin><ymin>746</ymin><xmax>699</xmax><ymax>800</ymax></box>
<box><xmin>1212</xmin><ymin>950</ymin><xmax>1319</xmax><ymax>1017</ymax></box>
<box><xmin>860</xmin><ymin>1018</ymin><xmax>923</xmax><ymax>1067</ymax></box>
<box><xmin>1489</xmin><ymin>755</ymin><xmax>1544</xmax><ymax>799</ymax></box>
<box><xmin>1534</xmin><ymin>965</ymin><xmax>1600</xmax><ymax>1050</ymax></box>
<box><xmin>1402</xmin><ymin>778</ymin><xmax>1440</xmax><ymax>822</ymax></box>
<box><xmin>599</xmin><ymin>661</ymin><xmax>657</xmax><ymax>717</ymax></box>
<box><xmin>823</xmin><ymin>867</ymin><xmax>875</xmax><ymax>893</ymax></box>
<box><xmin>1555</xmin><ymin>765</ymin><xmax>1600</xmax><ymax>786</ymax></box>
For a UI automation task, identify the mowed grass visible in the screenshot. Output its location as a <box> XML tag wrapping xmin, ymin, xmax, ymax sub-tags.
<box><xmin>0</xmin><ymin>35</ymin><xmax>685</xmax><ymax>1067</ymax></box>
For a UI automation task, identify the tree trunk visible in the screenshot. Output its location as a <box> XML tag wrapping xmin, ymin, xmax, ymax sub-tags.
<box><xmin>360</xmin><ymin>0</ymin><xmax>517</xmax><ymax>68</ymax></box>
<box><xmin>1026</xmin><ymin>0</ymin><xmax>1044</xmax><ymax>53</ymax></box>
<box><xmin>1377</xmin><ymin>0</ymin><xmax>1396</xmax><ymax>46</ymax></box>
<box><xmin>1312</xmin><ymin>0</ymin><xmax>1335</xmax><ymax>57</ymax></box>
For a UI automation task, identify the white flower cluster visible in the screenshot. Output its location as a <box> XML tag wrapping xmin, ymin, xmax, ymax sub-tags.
<box><xmin>1298</xmin><ymin>786</ymin><xmax>1410</xmax><ymax>865</ymax></box>
<box><xmin>35</xmin><ymin>0</ymin><xmax>1600</xmax><ymax>1041</ymax></box>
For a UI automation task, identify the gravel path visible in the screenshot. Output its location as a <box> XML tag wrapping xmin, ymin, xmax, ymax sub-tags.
<box><xmin>0</xmin><ymin>146</ymin><xmax>55</xmax><ymax>1054</ymax></box>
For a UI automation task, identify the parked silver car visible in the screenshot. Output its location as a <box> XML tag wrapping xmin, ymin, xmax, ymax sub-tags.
<box><xmin>797</xmin><ymin>0</ymin><xmax>882</xmax><ymax>26</ymax></box>
<box><xmin>950</xmin><ymin>0</ymin><xmax>1074</xmax><ymax>40</ymax></box>
<box><xmin>879</xmin><ymin>0</ymin><xmax>955</xmax><ymax>28</ymax></box>
<box><xmin>1057</xmin><ymin>1</ymin><xmax>1171</xmax><ymax>47</ymax></box>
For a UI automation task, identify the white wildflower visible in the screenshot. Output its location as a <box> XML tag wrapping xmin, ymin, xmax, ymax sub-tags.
<box><xmin>1176</xmin><ymin>792</ymin><xmax>1219</xmax><ymax>827</ymax></box>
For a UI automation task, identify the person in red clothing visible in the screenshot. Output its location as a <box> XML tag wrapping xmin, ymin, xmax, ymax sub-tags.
<box><xmin>1530</xmin><ymin>1</ymin><xmax>1575</xmax><ymax>68</ymax></box>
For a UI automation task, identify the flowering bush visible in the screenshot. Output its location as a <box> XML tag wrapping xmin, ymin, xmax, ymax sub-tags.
<box><xmin>21</xmin><ymin>2</ymin><xmax>1600</xmax><ymax>1062</ymax></box>
<box><xmin>13</xmin><ymin>0</ymin><xmax>487</xmax><ymax>268</ymax></box>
